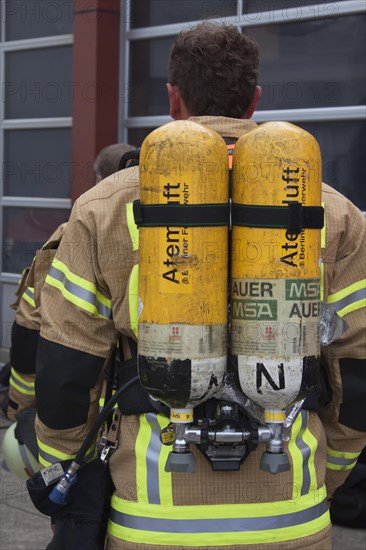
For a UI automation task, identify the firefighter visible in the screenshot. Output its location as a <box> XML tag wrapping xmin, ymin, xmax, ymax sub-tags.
<box><xmin>34</xmin><ymin>23</ymin><xmax>366</xmax><ymax>550</ymax></box>
<box><xmin>5</xmin><ymin>143</ymin><xmax>134</xmax><ymax>425</ymax></box>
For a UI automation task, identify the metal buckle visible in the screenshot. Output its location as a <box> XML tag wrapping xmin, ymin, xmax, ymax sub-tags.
<box><xmin>99</xmin><ymin>436</ymin><xmax>119</xmax><ymax>463</ymax></box>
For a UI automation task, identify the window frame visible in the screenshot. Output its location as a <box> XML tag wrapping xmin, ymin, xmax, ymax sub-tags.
<box><xmin>119</xmin><ymin>0</ymin><xmax>366</xmax><ymax>215</ymax></box>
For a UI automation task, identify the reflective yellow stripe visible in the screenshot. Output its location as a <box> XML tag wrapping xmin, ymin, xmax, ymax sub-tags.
<box><xmin>37</xmin><ymin>437</ymin><xmax>77</xmax><ymax>467</ymax></box>
<box><xmin>126</xmin><ymin>202</ymin><xmax>139</xmax><ymax>252</ymax></box>
<box><xmin>38</xmin><ymin>454</ymin><xmax>54</xmax><ymax>468</ymax></box>
<box><xmin>320</xmin><ymin>202</ymin><xmax>325</xmax><ymax>300</ymax></box>
<box><xmin>327</xmin><ymin>447</ymin><xmax>360</xmax><ymax>459</ymax></box>
<box><xmin>126</xmin><ymin>202</ymin><xmax>139</xmax><ymax>336</ymax></box>
<box><xmin>126</xmin><ymin>202</ymin><xmax>139</xmax><ymax>338</ymax></box>
<box><xmin>9</xmin><ymin>368</ymin><xmax>35</xmax><ymax>396</ymax></box>
<box><xmin>135</xmin><ymin>413</ymin><xmax>172</xmax><ymax>506</ymax></box>
<box><xmin>128</xmin><ymin>265</ymin><xmax>139</xmax><ymax>337</ymax></box>
<box><xmin>22</xmin><ymin>287</ymin><xmax>36</xmax><ymax>308</ymax></box>
<box><xmin>288</xmin><ymin>411</ymin><xmax>318</xmax><ymax>499</ymax></box>
<box><xmin>37</xmin><ymin>437</ymin><xmax>95</xmax><ymax>468</ymax></box>
<box><xmin>326</xmin><ymin>447</ymin><xmax>360</xmax><ymax>471</ymax></box>
<box><xmin>328</xmin><ymin>280</ymin><xmax>366</xmax><ymax>304</ymax></box>
<box><xmin>99</xmin><ymin>394</ymin><xmax>118</xmax><ymax>411</ymax></box>
<box><xmin>321</xmin><ymin>201</ymin><xmax>326</xmax><ymax>249</ymax></box>
<box><xmin>327</xmin><ymin>279</ymin><xmax>366</xmax><ymax>317</ymax></box>
<box><xmin>135</xmin><ymin>414</ymin><xmax>151</xmax><ymax>503</ymax></box>
<box><xmin>320</xmin><ymin>261</ymin><xmax>324</xmax><ymax>301</ymax></box>
<box><xmin>288</xmin><ymin>413</ymin><xmax>303</xmax><ymax>498</ymax></box>
<box><xmin>326</xmin><ymin>460</ymin><xmax>358</xmax><ymax>471</ymax></box>
<box><xmin>301</xmin><ymin>416</ymin><xmax>318</xmax><ymax>495</ymax></box>
<box><xmin>108</xmin><ymin>487</ymin><xmax>330</xmax><ymax>545</ymax></box>
<box><xmin>45</xmin><ymin>258</ymin><xmax>112</xmax><ymax>319</ymax></box>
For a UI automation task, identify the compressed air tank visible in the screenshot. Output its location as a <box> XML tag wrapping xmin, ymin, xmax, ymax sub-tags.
<box><xmin>137</xmin><ymin>120</ymin><xmax>228</xmax><ymax>423</ymax></box>
<box><xmin>231</xmin><ymin>121</ymin><xmax>322</xmax><ymax>425</ymax></box>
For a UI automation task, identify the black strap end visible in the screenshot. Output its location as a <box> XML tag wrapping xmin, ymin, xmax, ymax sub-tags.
<box><xmin>133</xmin><ymin>200</ymin><xmax>143</xmax><ymax>227</ymax></box>
<box><xmin>304</xmin><ymin>205</ymin><xmax>325</xmax><ymax>230</ymax></box>
<box><xmin>119</xmin><ymin>148</ymin><xmax>141</xmax><ymax>171</ymax></box>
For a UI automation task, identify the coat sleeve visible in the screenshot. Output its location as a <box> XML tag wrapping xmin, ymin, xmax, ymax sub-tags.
<box><xmin>8</xmin><ymin>224</ymin><xmax>67</xmax><ymax>421</ymax></box>
<box><xmin>319</xmin><ymin>188</ymin><xmax>366</xmax><ymax>498</ymax></box>
<box><xmin>35</xmin><ymin>201</ymin><xmax>118</xmax><ymax>468</ymax></box>
<box><xmin>7</xmin><ymin>298</ymin><xmax>38</xmax><ymax>420</ymax></box>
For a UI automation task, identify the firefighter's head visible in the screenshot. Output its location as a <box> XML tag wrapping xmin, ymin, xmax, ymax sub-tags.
<box><xmin>94</xmin><ymin>143</ymin><xmax>135</xmax><ymax>183</ymax></box>
<box><xmin>167</xmin><ymin>22</ymin><xmax>261</xmax><ymax>121</ymax></box>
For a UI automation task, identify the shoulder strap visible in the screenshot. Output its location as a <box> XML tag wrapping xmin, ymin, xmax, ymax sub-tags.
<box><xmin>118</xmin><ymin>148</ymin><xmax>141</xmax><ymax>170</ymax></box>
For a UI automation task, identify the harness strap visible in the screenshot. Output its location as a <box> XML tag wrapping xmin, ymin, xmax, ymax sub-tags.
<box><xmin>118</xmin><ymin>148</ymin><xmax>141</xmax><ymax>170</ymax></box>
<box><xmin>232</xmin><ymin>202</ymin><xmax>324</xmax><ymax>234</ymax></box>
<box><xmin>133</xmin><ymin>200</ymin><xmax>230</xmax><ymax>228</ymax></box>
<box><xmin>133</xmin><ymin>200</ymin><xmax>324</xmax><ymax>234</ymax></box>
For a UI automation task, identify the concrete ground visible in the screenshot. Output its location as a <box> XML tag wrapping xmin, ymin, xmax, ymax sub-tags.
<box><xmin>0</xmin><ymin>413</ymin><xmax>365</xmax><ymax>550</ymax></box>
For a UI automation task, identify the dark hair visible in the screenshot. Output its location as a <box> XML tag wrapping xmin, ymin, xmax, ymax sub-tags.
<box><xmin>169</xmin><ymin>22</ymin><xmax>259</xmax><ymax>118</ymax></box>
<box><xmin>94</xmin><ymin>143</ymin><xmax>135</xmax><ymax>180</ymax></box>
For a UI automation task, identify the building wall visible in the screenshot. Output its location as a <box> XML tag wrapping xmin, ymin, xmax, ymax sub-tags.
<box><xmin>0</xmin><ymin>0</ymin><xmax>73</xmax><ymax>362</ymax></box>
<box><xmin>0</xmin><ymin>0</ymin><xmax>121</xmax><ymax>362</ymax></box>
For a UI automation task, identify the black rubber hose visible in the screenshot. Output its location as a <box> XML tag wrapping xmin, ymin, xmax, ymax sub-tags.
<box><xmin>74</xmin><ymin>376</ymin><xmax>139</xmax><ymax>465</ymax></box>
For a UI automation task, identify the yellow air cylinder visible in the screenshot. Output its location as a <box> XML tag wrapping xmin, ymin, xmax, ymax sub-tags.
<box><xmin>231</xmin><ymin>121</ymin><xmax>322</xmax><ymax>424</ymax></box>
<box><xmin>137</xmin><ymin>120</ymin><xmax>228</xmax><ymax>423</ymax></box>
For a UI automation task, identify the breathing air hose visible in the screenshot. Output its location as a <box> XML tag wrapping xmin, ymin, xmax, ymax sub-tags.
<box><xmin>49</xmin><ymin>376</ymin><xmax>139</xmax><ymax>505</ymax></box>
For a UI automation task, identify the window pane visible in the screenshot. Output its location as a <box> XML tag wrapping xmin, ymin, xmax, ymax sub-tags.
<box><xmin>298</xmin><ymin>121</ymin><xmax>366</xmax><ymax>211</ymax></box>
<box><xmin>130</xmin><ymin>37</ymin><xmax>174</xmax><ymax>116</ymax></box>
<box><xmin>5</xmin><ymin>0</ymin><xmax>73</xmax><ymax>41</ymax></box>
<box><xmin>128</xmin><ymin>127</ymin><xmax>157</xmax><ymax>146</ymax></box>
<box><xmin>3</xmin><ymin>207</ymin><xmax>70</xmax><ymax>274</ymax></box>
<box><xmin>3</xmin><ymin>128</ymin><xmax>72</xmax><ymax>198</ymax></box>
<box><xmin>245</xmin><ymin>15</ymin><xmax>365</xmax><ymax>110</ymax></box>
<box><xmin>5</xmin><ymin>47</ymin><xmax>73</xmax><ymax>119</ymax></box>
<box><xmin>131</xmin><ymin>0</ymin><xmax>236</xmax><ymax>28</ymax></box>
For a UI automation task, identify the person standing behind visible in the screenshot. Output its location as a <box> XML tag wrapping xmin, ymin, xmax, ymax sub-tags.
<box><xmin>6</xmin><ymin>142</ymin><xmax>134</xmax><ymax>423</ymax></box>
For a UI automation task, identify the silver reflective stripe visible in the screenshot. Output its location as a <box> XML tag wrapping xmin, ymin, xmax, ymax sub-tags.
<box><xmin>296</xmin><ymin>410</ymin><xmax>311</xmax><ymax>496</ymax></box>
<box><xmin>38</xmin><ymin>444</ymin><xmax>94</xmax><ymax>465</ymax></box>
<box><xmin>110</xmin><ymin>499</ymin><xmax>328</xmax><ymax>533</ymax></box>
<box><xmin>24</xmin><ymin>287</ymin><xmax>35</xmax><ymax>300</ymax></box>
<box><xmin>330</xmin><ymin>288</ymin><xmax>366</xmax><ymax>312</ymax></box>
<box><xmin>145</xmin><ymin>413</ymin><xmax>163</xmax><ymax>505</ymax></box>
<box><xmin>19</xmin><ymin>444</ymin><xmax>36</xmax><ymax>476</ymax></box>
<box><xmin>49</xmin><ymin>265</ymin><xmax>112</xmax><ymax>319</ymax></box>
<box><xmin>38</xmin><ymin>447</ymin><xmax>72</xmax><ymax>465</ymax></box>
<box><xmin>327</xmin><ymin>454</ymin><xmax>357</xmax><ymax>467</ymax></box>
<box><xmin>10</xmin><ymin>373</ymin><xmax>34</xmax><ymax>392</ymax></box>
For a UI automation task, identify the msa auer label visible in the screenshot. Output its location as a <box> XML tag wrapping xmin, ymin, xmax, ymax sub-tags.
<box><xmin>232</xmin><ymin>278</ymin><xmax>320</xmax><ymax>357</ymax></box>
<box><xmin>232</xmin><ymin>299</ymin><xmax>277</xmax><ymax>321</ymax></box>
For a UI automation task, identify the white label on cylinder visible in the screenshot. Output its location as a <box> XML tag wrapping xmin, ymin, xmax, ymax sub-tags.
<box><xmin>138</xmin><ymin>323</ymin><xmax>226</xmax><ymax>359</ymax></box>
